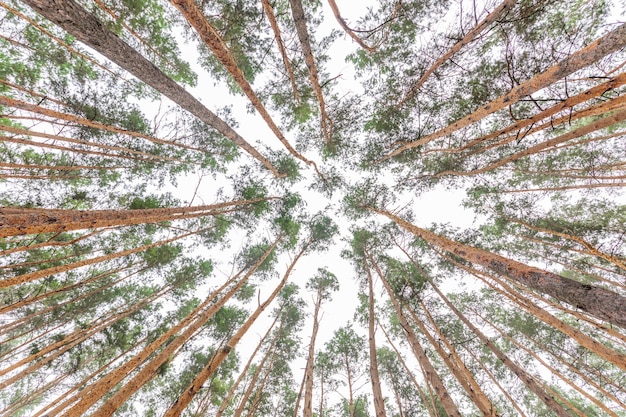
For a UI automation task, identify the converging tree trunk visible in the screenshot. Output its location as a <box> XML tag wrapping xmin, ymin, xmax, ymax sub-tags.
<box><xmin>370</xmin><ymin>206</ymin><xmax>626</xmax><ymax>329</ymax></box>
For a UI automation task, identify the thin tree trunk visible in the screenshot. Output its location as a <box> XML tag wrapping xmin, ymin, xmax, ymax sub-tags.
<box><xmin>414</xmin><ymin>302</ymin><xmax>499</xmax><ymax>416</ymax></box>
<box><xmin>171</xmin><ymin>0</ymin><xmax>322</xmax><ymax>176</ymax></box>
<box><xmin>288</xmin><ymin>0</ymin><xmax>333</xmax><ymax>144</ymax></box>
<box><xmin>326</xmin><ymin>0</ymin><xmax>377</xmax><ymax>52</ymax></box>
<box><xmin>366</xmin><ymin>252</ymin><xmax>462</xmax><ymax>417</ymax></box>
<box><xmin>377</xmin><ymin>322</ymin><xmax>437</xmax><ymax>417</ymax></box>
<box><xmin>471</xmin><ymin>306</ymin><xmax>620</xmax><ymax>417</ymax></box>
<box><xmin>162</xmin><ymin>239</ymin><xmax>309</xmax><ymax>417</ymax></box>
<box><xmin>436</xmin><ymin>108</ymin><xmax>626</xmax><ymax>177</ymax></box>
<box><xmin>462</xmin><ymin>346</ymin><xmax>529</xmax><ymax>417</ymax></box>
<box><xmin>371</xmin><ymin>206</ymin><xmax>626</xmax><ymax>329</ymax></box>
<box><xmin>381</xmin><ymin>22</ymin><xmax>626</xmax><ymax>160</ymax></box>
<box><xmin>1</xmin><ymin>227</ymin><xmax>209</xmax><ymax>288</ymax></box>
<box><xmin>365</xmin><ymin>263</ymin><xmax>387</xmax><ymax>417</ymax></box>
<box><xmin>21</xmin><ymin>0</ymin><xmax>282</xmax><ymax>176</ymax></box>
<box><xmin>81</xmin><ymin>238</ymin><xmax>281</xmax><ymax>417</ymax></box>
<box><xmin>303</xmin><ymin>285</ymin><xmax>324</xmax><ymax>417</ymax></box>
<box><xmin>260</xmin><ymin>0</ymin><xmax>300</xmax><ymax>104</ymax></box>
<box><xmin>397</xmin><ymin>0</ymin><xmax>516</xmax><ymax>106</ymax></box>
<box><xmin>0</xmin><ymin>95</ymin><xmax>203</xmax><ymax>153</ymax></box>
<box><xmin>233</xmin><ymin>324</ymin><xmax>283</xmax><ymax>417</ymax></box>
<box><xmin>215</xmin><ymin>314</ymin><xmax>280</xmax><ymax>417</ymax></box>
<box><xmin>428</xmin><ymin>280</ymin><xmax>573</xmax><ymax>417</ymax></box>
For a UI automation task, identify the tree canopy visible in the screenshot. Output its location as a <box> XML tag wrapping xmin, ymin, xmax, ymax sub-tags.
<box><xmin>1</xmin><ymin>0</ymin><xmax>626</xmax><ymax>416</ymax></box>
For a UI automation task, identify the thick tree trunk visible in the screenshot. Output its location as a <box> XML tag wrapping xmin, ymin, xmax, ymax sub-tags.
<box><xmin>433</xmin><ymin>247</ymin><xmax>626</xmax><ymax>371</ymax></box>
<box><xmin>0</xmin><ymin>198</ymin><xmax>269</xmax><ymax>238</ymax></box>
<box><xmin>372</xmin><ymin>207</ymin><xmax>626</xmax><ymax>329</ymax></box>
<box><xmin>382</xmin><ymin>22</ymin><xmax>626</xmax><ymax>160</ymax></box>
<box><xmin>22</xmin><ymin>0</ymin><xmax>281</xmax><ymax>176</ymax></box>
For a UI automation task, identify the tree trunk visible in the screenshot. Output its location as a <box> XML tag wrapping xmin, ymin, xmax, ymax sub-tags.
<box><xmin>371</xmin><ymin>207</ymin><xmax>626</xmax><ymax>329</ymax></box>
<box><xmin>21</xmin><ymin>0</ymin><xmax>282</xmax><ymax>176</ymax></box>
<box><xmin>171</xmin><ymin>0</ymin><xmax>319</xmax><ymax>173</ymax></box>
<box><xmin>1</xmin><ymin>227</ymin><xmax>207</xmax><ymax>288</ymax></box>
<box><xmin>366</xmin><ymin>252</ymin><xmax>462</xmax><ymax>417</ymax></box>
<box><xmin>0</xmin><ymin>198</ymin><xmax>269</xmax><ymax>238</ymax></box>
<box><xmin>433</xmin><ymin>248</ymin><xmax>626</xmax><ymax>372</ymax></box>
<box><xmin>382</xmin><ymin>22</ymin><xmax>626</xmax><ymax>160</ymax></box>
<box><xmin>162</xmin><ymin>240</ymin><xmax>308</xmax><ymax>417</ymax></box>
<box><xmin>428</xmin><ymin>280</ymin><xmax>572</xmax><ymax>417</ymax></box>
<box><xmin>216</xmin><ymin>314</ymin><xmax>280</xmax><ymax>417</ymax></box>
<box><xmin>260</xmin><ymin>0</ymin><xmax>300</xmax><ymax>104</ymax></box>
<box><xmin>365</xmin><ymin>264</ymin><xmax>387</xmax><ymax>417</ymax></box>
<box><xmin>288</xmin><ymin>0</ymin><xmax>333</xmax><ymax>144</ymax></box>
<box><xmin>397</xmin><ymin>0</ymin><xmax>515</xmax><ymax>106</ymax></box>
<box><xmin>303</xmin><ymin>286</ymin><xmax>323</xmax><ymax>417</ymax></box>
<box><xmin>83</xmin><ymin>238</ymin><xmax>281</xmax><ymax>417</ymax></box>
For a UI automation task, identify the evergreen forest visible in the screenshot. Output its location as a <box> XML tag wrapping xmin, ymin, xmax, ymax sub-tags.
<box><xmin>2</xmin><ymin>0</ymin><xmax>626</xmax><ymax>415</ymax></box>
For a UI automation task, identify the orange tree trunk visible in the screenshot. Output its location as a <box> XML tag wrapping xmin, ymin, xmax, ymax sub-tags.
<box><xmin>370</xmin><ymin>207</ymin><xmax>626</xmax><ymax>329</ymax></box>
<box><xmin>0</xmin><ymin>198</ymin><xmax>270</xmax><ymax>238</ymax></box>
<box><xmin>21</xmin><ymin>0</ymin><xmax>282</xmax><ymax>176</ymax></box>
<box><xmin>162</xmin><ymin>239</ymin><xmax>309</xmax><ymax>417</ymax></box>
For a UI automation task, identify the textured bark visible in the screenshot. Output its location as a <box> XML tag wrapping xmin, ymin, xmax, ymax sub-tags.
<box><xmin>83</xmin><ymin>239</ymin><xmax>280</xmax><ymax>417</ymax></box>
<box><xmin>367</xmin><ymin>252</ymin><xmax>462</xmax><ymax>417</ymax></box>
<box><xmin>0</xmin><ymin>0</ymin><xmax>117</xmax><ymax>77</ymax></box>
<box><xmin>372</xmin><ymin>207</ymin><xmax>626</xmax><ymax>329</ymax></box>
<box><xmin>382</xmin><ymin>22</ymin><xmax>626</xmax><ymax>160</ymax></box>
<box><xmin>260</xmin><ymin>0</ymin><xmax>300</xmax><ymax>104</ymax></box>
<box><xmin>429</xmin><ymin>281</ymin><xmax>572</xmax><ymax>417</ymax></box>
<box><xmin>171</xmin><ymin>0</ymin><xmax>321</xmax><ymax>174</ymax></box>
<box><xmin>163</xmin><ymin>240</ymin><xmax>308</xmax><ymax>417</ymax></box>
<box><xmin>365</xmin><ymin>264</ymin><xmax>387</xmax><ymax>417</ymax></box>
<box><xmin>432</xmin><ymin>247</ymin><xmax>626</xmax><ymax>372</ymax></box>
<box><xmin>397</xmin><ymin>0</ymin><xmax>516</xmax><ymax>106</ymax></box>
<box><xmin>412</xmin><ymin>303</ymin><xmax>498</xmax><ymax>416</ymax></box>
<box><xmin>21</xmin><ymin>0</ymin><xmax>281</xmax><ymax>176</ymax></box>
<box><xmin>288</xmin><ymin>0</ymin><xmax>333</xmax><ymax>144</ymax></box>
<box><xmin>0</xmin><ymin>198</ymin><xmax>269</xmax><ymax>238</ymax></box>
